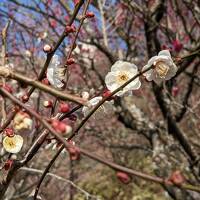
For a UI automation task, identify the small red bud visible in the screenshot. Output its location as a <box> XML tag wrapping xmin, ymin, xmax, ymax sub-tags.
<box><xmin>3</xmin><ymin>84</ymin><xmax>13</xmax><ymax>93</ymax></box>
<box><xmin>59</xmin><ymin>102</ymin><xmax>70</xmax><ymax>113</ymax></box>
<box><xmin>73</xmin><ymin>0</ymin><xmax>79</xmax><ymax>6</ymax></box>
<box><xmin>42</xmin><ymin>78</ymin><xmax>50</xmax><ymax>85</ymax></box>
<box><xmin>21</xmin><ymin>94</ymin><xmax>29</xmax><ymax>103</ymax></box>
<box><xmin>43</xmin><ymin>100</ymin><xmax>53</xmax><ymax>108</ymax></box>
<box><xmin>43</xmin><ymin>44</ymin><xmax>52</xmax><ymax>53</ymax></box>
<box><xmin>65</xmin><ymin>25</ymin><xmax>76</xmax><ymax>34</ymax></box>
<box><xmin>169</xmin><ymin>170</ymin><xmax>185</xmax><ymax>186</ymax></box>
<box><xmin>86</xmin><ymin>12</ymin><xmax>95</xmax><ymax>18</ymax></box>
<box><xmin>51</xmin><ymin>119</ymin><xmax>67</xmax><ymax>134</ymax></box>
<box><xmin>116</xmin><ymin>172</ymin><xmax>131</xmax><ymax>184</ymax></box>
<box><xmin>102</xmin><ymin>89</ymin><xmax>114</xmax><ymax>101</ymax></box>
<box><xmin>5</xmin><ymin>128</ymin><xmax>14</xmax><ymax>137</ymax></box>
<box><xmin>66</xmin><ymin>58</ymin><xmax>75</xmax><ymax>65</ymax></box>
<box><xmin>172</xmin><ymin>86</ymin><xmax>179</xmax><ymax>97</ymax></box>
<box><xmin>4</xmin><ymin>159</ymin><xmax>13</xmax><ymax>170</ymax></box>
<box><xmin>67</xmin><ymin>146</ymin><xmax>80</xmax><ymax>160</ymax></box>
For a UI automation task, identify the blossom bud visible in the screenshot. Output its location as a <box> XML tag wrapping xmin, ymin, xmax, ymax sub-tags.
<box><xmin>43</xmin><ymin>100</ymin><xmax>53</xmax><ymax>108</ymax></box>
<box><xmin>21</xmin><ymin>94</ymin><xmax>29</xmax><ymax>103</ymax></box>
<box><xmin>66</xmin><ymin>58</ymin><xmax>75</xmax><ymax>65</ymax></box>
<box><xmin>51</xmin><ymin>119</ymin><xmax>72</xmax><ymax>134</ymax></box>
<box><xmin>43</xmin><ymin>44</ymin><xmax>52</xmax><ymax>53</ymax></box>
<box><xmin>86</xmin><ymin>12</ymin><xmax>95</xmax><ymax>18</ymax></box>
<box><xmin>102</xmin><ymin>89</ymin><xmax>113</xmax><ymax>101</ymax></box>
<box><xmin>73</xmin><ymin>0</ymin><xmax>80</xmax><ymax>6</ymax></box>
<box><xmin>42</xmin><ymin>78</ymin><xmax>50</xmax><ymax>85</ymax></box>
<box><xmin>65</xmin><ymin>25</ymin><xmax>76</xmax><ymax>34</ymax></box>
<box><xmin>5</xmin><ymin>128</ymin><xmax>14</xmax><ymax>137</ymax></box>
<box><xmin>169</xmin><ymin>170</ymin><xmax>185</xmax><ymax>186</ymax></box>
<box><xmin>116</xmin><ymin>171</ymin><xmax>131</xmax><ymax>184</ymax></box>
<box><xmin>3</xmin><ymin>84</ymin><xmax>13</xmax><ymax>93</ymax></box>
<box><xmin>4</xmin><ymin>159</ymin><xmax>13</xmax><ymax>170</ymax></box>
<box><xmin>59</xmin><ymin>102</ymin><xmax>70</xmax><ymax>113</ymax></box>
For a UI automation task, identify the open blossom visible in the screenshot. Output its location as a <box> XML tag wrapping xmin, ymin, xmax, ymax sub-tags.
<box><xmin>3</xmin><ymin>135</ymin><xmax>23</xmax><ymax>154</ymax></box>
<box><xmin>105</xmin><ymin>61</ymin><xmax>141</xmax><ymax>96</ymax></box>
<box><xmin>82</xmin><ymin>96</ymin><xmax>113</xmax><ymax>119</ymax></box>
<box><xmin>142</xmin><ymin>50</ymin><xmax>177</xmax><ymax>84</ymax></box>
<box><xmin>47</xmin><ymin>55</ymin><xmax>65</xmax><ymax>88</ymax></box>
<box><xmin>13</xmin><ymin>111</ymin><xmax>33</xmax><ymax>131</ymax></box>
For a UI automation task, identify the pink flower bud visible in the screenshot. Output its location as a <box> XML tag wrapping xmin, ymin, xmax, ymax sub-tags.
<box><xmin>3</xmin><ymin>84</ymin><xmax>13</xmax><ymax>93</ymax></box>
<box><xmin>21</xmin><ymin>94</ymin><xmax>29</xmax><ymax>103</ymax></box>
<box><xmin>172</xmin><ymin>39</ymin><xmax>183</xmax><ymax>53</ymax></box>
<box><xmin>4</xmin><ymin>159</ymin><xmax>13</xmax><ymax>170</ymax></box>
<box><xmin>42</xmin><ymin>78</ymin><xmax>50</xmax><ymax>85</ymax></box>
<box><xmin>5</xmin><ymin>128</ymin><xmax>14</xmax><ymax>137</ymax></box>
<box><xmin>169</xmin><ymin>170</ymin><xmax>185</xmax><ymax>186</ymax></box>
<box><xmin>43</xmin><ymin>100</ymin><xmax>53</xmax><ymax>108</ymax></box>
<box><xmin>66</xmin><ymin>58</ymin><xmax>75</xmax><ymax>65</ymax></box>
<box><xmin>43</xmin><ymin>44</ymin><xmax>52</xmax><ymax>53</ymax></box>
<box><xmin>65</xmin><ymin>25</ymin><xmax>76</xmax><ymax>33</ymax></box>
<box><xmin>86</xmin><ymin>12</ymin><xmax>95</xmax><ymax>18</ymax></box>
<box><xmin>116</xmin><ymin>172</ymin><xmax>131</xmax><ymax>184</ymax></box>
<box><xmin>59</xmin><ymin>102</ymin><xmax>70</xmax><ymax>113</ymax></box>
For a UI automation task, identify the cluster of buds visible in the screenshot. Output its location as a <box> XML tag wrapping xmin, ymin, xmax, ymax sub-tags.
<box><xmin>65</xmin><ymin>25</ymin><xmax>76</xmax><ymax>34</ymax></box>
<box><xmin>13</xmin><ymin>111</ymin><xmax>33</xmax><ymax>131</ymax></box>
<box><xmin>50</xmin><ymin>119</ymin><xmax>72</xmax><ymax>135</ymax></box>
<box><xmin>116</xmin><ymin>171</ymin><xmax>131</xmax><ymax>184</ymax></box>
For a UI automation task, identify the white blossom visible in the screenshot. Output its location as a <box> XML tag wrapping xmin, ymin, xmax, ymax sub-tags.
<box><xmin>47</xmin><ymin>55</ymin><xmax>65</xmax><ymax>88</ymax></box>
<box><xmin>142</xmin><ymin>50</ymin><xmax>177</xmax><ymax>84</ymax></box>
<box><xmin>105</xmin><ymin>61</ymin><xmax>141</xmax><ymax>96</ymax></box>
<box><xmin>82</xmin><ymin>96</ymin><xmax>113</xmax><ymax>119</ymax></box>
<box><xmin>3</xmin><ymin>135</ymin><xmax>23</xmax><ymax>154</ymax></box>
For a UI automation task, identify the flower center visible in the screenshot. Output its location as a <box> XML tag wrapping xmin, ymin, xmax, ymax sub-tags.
<box><xmin>155</xmin><ymin>61</ymin><xmax>169</xmax><ymax>78</ymax></box>
<box><xmin>8</xmin><ymin>140</ymin><xmax>16</xmax><ymax>148</ymax></box>
<box><xmin>117</xmin><ymin>73</ymin><xmax>129</xmax><ymax>83</ymax></box>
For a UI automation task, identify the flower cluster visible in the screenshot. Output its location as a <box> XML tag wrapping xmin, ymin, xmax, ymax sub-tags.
<box><xmin>82</xmin><ymin>50</ymin><xmax>177</xmax><ymax>118</ymax></box>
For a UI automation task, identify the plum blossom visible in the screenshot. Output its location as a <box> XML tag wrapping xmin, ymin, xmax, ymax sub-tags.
<box><xmin>47</xmin><ymin>55</ymin><xmax>65</xmax><ymax>88</ymax></box>
<box><xmin>105</xmin><ymin>61</ymin><xmax>141</xmax><ymax>96</ymax></box>
<box><xmin>142</xmin><ymin>50</ymin><xmax>177</xmax><ymax>84</ymax></box>
<box><xmin>3</xmin><ymin>135</ymin><xmax>23</xmax><ymax>154</ymax></box>
<box><xmin>13</xmin><ymin>111</ymin><xmax>33</xmax><ymax>131</ymax></box>
<box><xmin>82</xmin><ymin>96</ymin><xmax>113</xmax><ymax>119</ymax></box>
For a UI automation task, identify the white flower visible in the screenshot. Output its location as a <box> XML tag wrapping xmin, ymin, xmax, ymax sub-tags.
<box><xmin>105</xmin><ymin>61</ymin><xmax>141</xmax><ymax>96</ymax></box>
<box><xmin>47</xmin><ymin>55</ymin><xmax>65</xmax><ymax>88</ymax></box>
<box><xmin>13</xmin><ymin>112</ymin><xmax>33</xmax><ymax>131</ymax></box>
<box><xmin>3</xmin><ymin>135</ymin><xmax>23</xmax><ymax>154</ymax></box>
<box><xmin>82</xmin><ymin>96</ymin><xmax>113</xmax><ymax>119</ymax></box>
<box><xmin>142</xmin><ymin>50</ymin><xmax>177</xmax><ymax>84</ymax></box>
